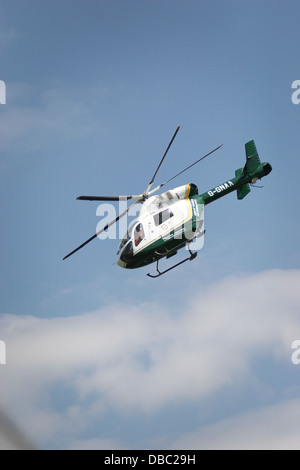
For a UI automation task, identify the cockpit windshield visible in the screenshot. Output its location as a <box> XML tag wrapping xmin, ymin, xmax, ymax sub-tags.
<box><xmin>118</xmin><ymin>221</ymin><xmax>145</xmax><ymax>255</ymax></box>
<box><xmin>119</xmin><ymin>241</ymin><xmax>133</xmax><ymax>263</ymax></box>
<box><xmin>118</xmin><ymin>222</ymin><xmax>135</xmax><ymax>252</ymax></box>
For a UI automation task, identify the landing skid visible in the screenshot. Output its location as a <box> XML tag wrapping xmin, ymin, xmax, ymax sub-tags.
<box><xmin>147</xmin><ymin>250</ymin><xmax>197</xmax><ymax>278</ymax></box>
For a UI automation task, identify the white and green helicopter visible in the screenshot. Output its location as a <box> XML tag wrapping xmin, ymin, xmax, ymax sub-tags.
<box><xmin>63</xmin><ymin>126</ymin><xmax>272</xmax><ymax>277</ymax></box>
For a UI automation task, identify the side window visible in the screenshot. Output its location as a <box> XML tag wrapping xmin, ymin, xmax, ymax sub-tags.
<box><xmin>153</xmin><ymin>209</ymin><xmax>174</xmax><ymax>226</ymax></box>
<box><xmin>134</xmin><ymin>223</ymin><xmax>145</xmax><ymax>247</ymax></box>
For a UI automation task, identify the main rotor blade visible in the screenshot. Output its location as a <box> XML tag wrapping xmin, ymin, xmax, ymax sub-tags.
<box><xmin>63</xmin><ymin>200</ymin><xmax>138</xmax><ymax>260</ymax></box>
<box><xmin>149</xmin><ymin>144</ymin><xmax>223</xmax><ymax>195</ymax></box>
<box><xmin>77</xmin><ymin>195</ymin><xmax>140</xmax><ymax>201</ymax></box>
<box><xmin>144</xmin><ymin>125</ymin><xmax>180</xmax><ymax>195</ymax></box>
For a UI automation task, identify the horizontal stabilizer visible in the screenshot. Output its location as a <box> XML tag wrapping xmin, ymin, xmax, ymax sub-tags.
<box><xmin>235</xmin><ymin>168</ymin><xmax>243</xmax><ymax>178</ymax></box>
<box><xmin>235</xmin><ymin>168</ymin><xmax>251</xmax><ymax>199</ymax></box>
<box><xmin>237</xmin><ymin>184</ymin><xmax>251</xmax><ymax>200</ymax></box>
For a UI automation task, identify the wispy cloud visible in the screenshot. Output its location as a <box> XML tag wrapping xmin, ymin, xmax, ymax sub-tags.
<box><xmin>0</xmin><ymin>83</ymin><xmax>108</xmax><ymax>156</ymax></box>
<box><xmin>0</xmin><ymin>269</ymin><xmax>300</xmax><ymax>449</ymax></box>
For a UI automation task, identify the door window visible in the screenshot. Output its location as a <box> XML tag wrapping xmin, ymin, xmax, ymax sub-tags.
<box><xmin>153</xmin><ymin>209</ymin><xmax>174</xmax><ymax>226</ymax></box>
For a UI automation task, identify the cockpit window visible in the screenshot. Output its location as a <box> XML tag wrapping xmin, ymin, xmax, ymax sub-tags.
<box><xmin>153</xmin><ymin>209</ymin><xmax>174</xmax><ymax>226</ymax></box>
<box><xmin>119</xmin><ymin>235</ymin><xmax>129</xmax><ymax>252</ymax></box>
<box><xmin>119</xmin><ymin>222</ymin><xmax>135</xmax><ymax>252</ymax></box>
<box><xmin>134</xmin><ymin>223</ymin><xmax>145</xmax><ymax>247</ymax></box>
<box><xmin>120</xmin><ymin>241</ymin><xmax>133</xmax><ymax>263</ymax></box>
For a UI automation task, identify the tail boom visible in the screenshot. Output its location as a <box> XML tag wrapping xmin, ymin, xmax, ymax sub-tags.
<box><xmin>199</xmin><ymin>140</ymin><xmax>272</xmax><ymax>205</ymax></box>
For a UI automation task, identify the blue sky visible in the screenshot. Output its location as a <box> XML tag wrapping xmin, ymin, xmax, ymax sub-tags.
<box><xmin>0</xmin><ymin>0</ymin><xmax>300</xmax><ymax>450</ymax></box>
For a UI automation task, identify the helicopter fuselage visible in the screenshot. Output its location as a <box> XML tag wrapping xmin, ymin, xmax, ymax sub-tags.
<box><xmin>117</xmin><ymin>183</ymin><xmax>204</xmax><ymax>269</ymax></box>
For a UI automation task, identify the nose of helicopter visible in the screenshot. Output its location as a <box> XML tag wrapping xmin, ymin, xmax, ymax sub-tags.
<box><xmin>117</xmin><ymin>258</ymin><xmax>127</xmax><ymax>268</ymax></box>
<box><xmin>117</xmin><ymin>241</ymin><xmax>134</xmax><ymax>269</ymax></box>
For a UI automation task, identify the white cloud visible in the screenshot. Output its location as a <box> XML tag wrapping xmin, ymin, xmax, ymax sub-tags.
<box><xmin>171</xmin><ymin>397</ymin><xmax>300</xmax><ymax>450</ymax></box>
<box><xmin>0</xmin><ymin>268</ymin><xmax>300</xmax><ymax>449</ymax></box>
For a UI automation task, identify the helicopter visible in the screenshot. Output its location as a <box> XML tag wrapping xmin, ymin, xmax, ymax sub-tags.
<box><xmin>63</xmin><ymin>126</ymin><xmax>272</xmax><ymax>277</ymax></box>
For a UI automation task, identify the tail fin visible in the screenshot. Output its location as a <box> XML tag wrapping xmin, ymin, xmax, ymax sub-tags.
<box><xmin>235</xmin><ymin>140</ymin><xmax>272</xmax><ymax>200</ymax></box>
<box><xmin>244</xmin><ymin>140</ymin><xmax>272</xmax><ymax>178</ymax></box>
<box><xmin>244</xmin><ymin>140</ymin><xmax>261</xmax><ymax>174</ymax></box>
